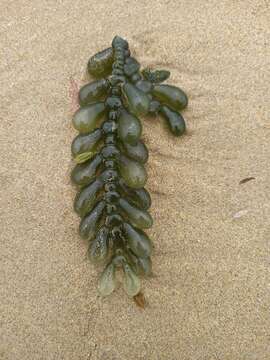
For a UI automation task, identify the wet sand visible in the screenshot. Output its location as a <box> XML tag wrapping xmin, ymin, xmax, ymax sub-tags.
<box><xmin>1</xmin><ymin>1</ymin><xmax>269</xmax><ymax>359</ymax></box>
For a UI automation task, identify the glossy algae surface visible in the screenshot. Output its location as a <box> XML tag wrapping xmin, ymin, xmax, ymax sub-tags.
<box><xmin>71</xmin><ymin>36</ymin><xmax>188</xmax><ymax>297</ymax></box>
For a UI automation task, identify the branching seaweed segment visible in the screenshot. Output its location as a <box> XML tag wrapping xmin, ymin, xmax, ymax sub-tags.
<box><xmin>71</xmin><ymin>36</ymin><xmax>188</xmax><ymax>297</ymax></box>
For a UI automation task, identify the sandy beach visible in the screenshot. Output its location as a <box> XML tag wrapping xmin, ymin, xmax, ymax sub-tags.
<box><xmin>1</xmin><ymin>1</ymin><xmax>269</xmax><ymax>359</ymax></box>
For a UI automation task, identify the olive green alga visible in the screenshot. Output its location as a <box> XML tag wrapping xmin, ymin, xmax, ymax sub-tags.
<box><xmin>71</xmin><ymin>36</ymin><xmax>188</xmax><ymax>297</ymax></box>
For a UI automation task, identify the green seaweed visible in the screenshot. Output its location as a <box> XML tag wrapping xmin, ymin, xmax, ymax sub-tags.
<box><xmin>71</xmin><ymin>36</ymin><xmax>188</xmax><ymax>297</ymax></box>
